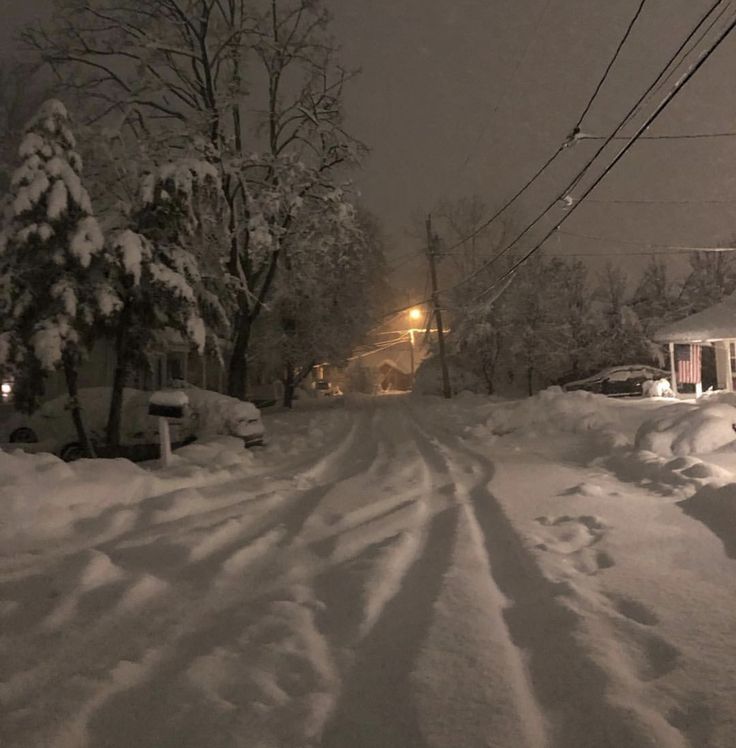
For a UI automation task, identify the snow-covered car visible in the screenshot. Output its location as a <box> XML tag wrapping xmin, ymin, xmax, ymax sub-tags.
<box><xmin>179</xmin><ymin>387</ymin><xmax>265</xmax><ymax>447</ymax></box>
<box><xmin>313</xmin><ymin>379</ymin><xmax>342</xmax><ymax>398</ymax></box>
<box><xmin>1</xmin><ymin>387</ymin><xmax>198</xmax><ymax>461</ymax></box>
<box><xmin>563</xmin><ymin>365</ymin><xmax>670</xmax><ymax>397</ymax></box>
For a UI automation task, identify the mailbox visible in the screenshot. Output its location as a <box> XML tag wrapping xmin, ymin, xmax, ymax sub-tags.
<box><xmin>148</xmin><ymin>401</ymin><xmax>187</xmax><ymax>419</ymax></box>
<box><xmin>149</xmin><ymin>391</ymin><xmax>190</xmax><ymax>467</ymax></box>
<box><xmin>148</xmin><ymin>390</ymin><xmax>189</xmax><ymax>419</ymax></box>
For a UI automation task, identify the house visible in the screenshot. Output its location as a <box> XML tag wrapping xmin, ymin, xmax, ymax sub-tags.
<box><xmin>347</xmin><ymin>322</ymin><xmax>434</xmax><ymax>392</ymax></box>
<box><xmin>38</xmin><ymin>337</ymin><xmax>227</xmax><ymax>402</ymax></box>
<box><xmin>654</xmin><ymin>294</ymin><xmax>736</xmax><ymax>395</ymax></box>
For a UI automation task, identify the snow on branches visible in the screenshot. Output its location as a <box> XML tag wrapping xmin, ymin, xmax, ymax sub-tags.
<box><xmin>0</xmin><ymin>99</ymin><xmax>119</xmax><ymax>412</ymax></box>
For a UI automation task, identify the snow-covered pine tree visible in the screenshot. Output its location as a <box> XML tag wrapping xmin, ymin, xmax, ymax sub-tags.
<box><xmin>0</xmin><ymin>99</ymin><xmax>119</xmax><ymax>456</ymax></box>
<box><xmin>105</xmin><ymin>160</ymin><xmax>223</xmax><ymax>447</ymax></box>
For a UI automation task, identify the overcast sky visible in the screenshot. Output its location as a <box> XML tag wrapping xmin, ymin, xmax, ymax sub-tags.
<box><xmin>329</xmin><ymin>0</ymin><xmax>736</xmax><ymax>292</ymax></box>
<box><xmin>5</xmin><ymin>1</ymin><xmax>736</xmax><ymax>295</ymax></box>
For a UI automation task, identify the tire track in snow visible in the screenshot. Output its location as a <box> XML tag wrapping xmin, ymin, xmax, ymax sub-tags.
<box><xmin>316</xmin><ymin>400</ymin><xmax>454</xmax><ymax>747</ymax></box>
<box><xmin>415</xmin><ymin>403</ymin><xmax>687</xmax><ymax>748</ymax></box>
<box><xmin>400</xmin><ymin>404</ymin><xmax>547</xmax><ymax>747</ymax></box>
<box><xmin>321</xmin><ymin>505</ymin><xmax>459</xmax><ymax>748</ymax></box>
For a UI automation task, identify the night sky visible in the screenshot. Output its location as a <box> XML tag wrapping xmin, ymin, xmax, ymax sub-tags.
<box><xmin>5</xmin><ymin>0</ymin><xmax>736</xmax><ymax>292</ymax></box>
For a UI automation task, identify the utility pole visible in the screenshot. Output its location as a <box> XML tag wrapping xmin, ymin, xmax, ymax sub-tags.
<box><xmin>426</xmin><ymin>214</ymin><xmax>452</xmax><ymax>399</ymax></box>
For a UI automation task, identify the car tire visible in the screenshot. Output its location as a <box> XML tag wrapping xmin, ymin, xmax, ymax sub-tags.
<box><xmin>59</xmin><ymin>442</ymin><xmax>86</xmax><ymax>462</ymax></box>
<box><xmin>9</xmin><ymin>426</ymin><xmax>38</xmax><ymax>443</ymax></box>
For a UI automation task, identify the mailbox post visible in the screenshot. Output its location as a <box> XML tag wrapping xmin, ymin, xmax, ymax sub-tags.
<box><xmin>148</xmin><ymin>390</ymin><xmax>189</xmax><ymax>467</ymax></box>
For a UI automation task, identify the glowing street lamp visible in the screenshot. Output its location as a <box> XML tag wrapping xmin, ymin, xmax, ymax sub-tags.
<box><xmin>408</xmin><ymin>307</ymin><xmax>423</xmax><ymax>323</ymax></box>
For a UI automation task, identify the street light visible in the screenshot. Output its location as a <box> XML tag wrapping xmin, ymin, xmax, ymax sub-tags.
<box><xmin>408</xmin><ymin>307</ymin><xmax>423</xmax><ymax>322</ymax></box>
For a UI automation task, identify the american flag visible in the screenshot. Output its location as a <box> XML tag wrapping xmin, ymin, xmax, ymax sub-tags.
<box><xmin>676</xmin><ymin>344</ymin><xmax>701</xmax><ymax>384</ymax></box>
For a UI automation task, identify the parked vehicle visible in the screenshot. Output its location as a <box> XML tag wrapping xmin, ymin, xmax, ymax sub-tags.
<box><xmin>563</xmin><ymin>365</ymin><xmax>670</xmax><ymax>397</ymax></box>
<box><xmin>313</xmin><ymin>379</ymin><xmax>342</xmax><ymax>397</ymax></box>
<box><xmin>1</xmin><ymin>387</ymin><xmax>198</xmax><ymax>461</ymax></box>
<box><xmin>179</xmin><ymin>386</ymin><xmax>265</xmax><ymax>447</ymax></box>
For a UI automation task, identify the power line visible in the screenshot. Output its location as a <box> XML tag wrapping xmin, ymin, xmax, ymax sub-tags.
<box><xmin>481</xmin><ymin>8</ymin><xmax>736</xmax><ymax>299</ymax></box>
<box><xmin>586</xmin><ymin>197</ymin><xmax>736</xmax><ymax>205</ymax></box>
<box><xmin>444</xmin><ymin>0</ymin><xmax>727</xmax><ymax>296</ymax></box>
<box><xmin>566</xmin><ymin>0</ymin><xmax>728</xmax><ymax>193</ymax></box>
<box><xmin>558</xmin><ymin>229</ymin><xmax>736</xmax><ymax>251</ymax></box>
<box><xmin>579</xmin><ymin>130</ymin><xmax>736</xmax><ymax>141</ymax></box>
<box><xmin>374</xmin><ymin>2</ymin><xmax>729</xmax><ymax>326</ymax></box>
<box><xmin>550</xmin><ymin>249</ymin><xmax>733</xmax><ymax>257</ymax></box>
<box><xmin>573</xmin><ymin>0</ymin><xmax>648</xmax><ymax>130</ymax></box>
<box><xmin>445</xmin><ymin>0</ymin><xmax>655</xmax><ymax>254</ymax></box>
<box><xmin>628</xmin><ymin>0</ymin><xmax>732</xmax><ymax>124</ymax></box>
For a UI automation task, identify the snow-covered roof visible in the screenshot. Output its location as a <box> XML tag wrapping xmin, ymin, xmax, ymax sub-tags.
<box><xmin>654</xmin><ymin>294</ymin><xmax>736</xmax><ymax>343</ymax></box>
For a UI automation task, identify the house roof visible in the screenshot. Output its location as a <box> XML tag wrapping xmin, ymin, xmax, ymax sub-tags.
<box><xmin>654</xmin><ymin>294</ymin><xmax>736</xmax><ymax>343</ymax></box>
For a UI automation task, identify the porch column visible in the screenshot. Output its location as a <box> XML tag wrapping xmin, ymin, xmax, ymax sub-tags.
<box><xmin>669</xmin><ymin>342</ymin><xmax>679</xmax><ymax>396</ymax></box>
<box><xmin>727</xmin><ymin>341</ymin><xmax>734</xmax><ymax>393</ymax></box>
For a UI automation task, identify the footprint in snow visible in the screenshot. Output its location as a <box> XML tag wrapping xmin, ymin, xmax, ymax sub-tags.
<box><xmin>609</xmin><ymin>594</ymin><xmax>659</xmax><ymax>626</ymax></box>
<box><xmin>534</xmin><ymin>514</ymin><xmax>612</xmax><ymax>575</ymax></box>
<box><xmin>606</xmin><ymin>593</ymin><xmax>680</xmax><ymax>681</ymax></box>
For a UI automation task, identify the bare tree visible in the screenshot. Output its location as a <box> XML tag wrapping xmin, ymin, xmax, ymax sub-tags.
<box><xmin>0</xmin><ymin>58</ymin><xmax>53</xmax><ymax>192</ymax></box>
<box><xmin>24</xmin><ymin>0</ymin><xmax>364</xmax><ymax>398</ymax></box>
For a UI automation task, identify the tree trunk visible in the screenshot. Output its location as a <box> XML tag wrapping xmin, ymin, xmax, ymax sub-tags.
<box><xmin>227</xmin><ymin>312</ymin><xmax>252</xmax><ymax>400</ymax></box>
<box><xmin>106</xmin><ymin>306</ymin><xmax>132</xmax><ymax>450</ymax></box>
<box><xmin>283</xmin><ymin>362</ymin><xmax>295</xmax><ymax>409</ymax></box>
<box><xmin>484</xmin><ymin>371</ymin><xmax>495</xmax><ymax>396</ymax></box>
<box><xmin>63</xmin><ymin>356</ymin><xmax>96</xmax><ymax>458</ymax></box>
<box><xmin>527</xmin><ymin>366</ymin><xmax>534</xmax><ymax>397</ymax></box>
<box><xmin>106</xmin><ymin>364</ymin><xmax>128</xmax><ymax>451</ymax></box>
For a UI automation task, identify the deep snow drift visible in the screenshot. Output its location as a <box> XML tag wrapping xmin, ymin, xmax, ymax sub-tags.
<box><xmin>2</xmin><ymin>390</ymin><xmax>736</xmax><ymax>747</ymax></box>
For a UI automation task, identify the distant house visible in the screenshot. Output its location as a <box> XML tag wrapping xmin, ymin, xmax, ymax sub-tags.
<box><xmin>654</xmin><ymin>294</ymin><xmax>736</xmax><ymax>394</ymax></box>
<box><xmin>347</xmin><ymin>325</ymin><xmax>433</xmax><ymax>392</ymax></box>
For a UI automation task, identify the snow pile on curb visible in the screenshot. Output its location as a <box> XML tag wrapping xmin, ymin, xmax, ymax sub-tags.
<box><xmin>680</xmin><ymin>483</ymin><xmax>736</xmax><ymax>558</ymax></box>
<box><xmin>635</xmin><ymin>401</ymin><xmax>736</xmax><ymax>457</ymax></box>
<box><xmin>1</xmin><ymin>448</ymin><xmax>151</xmax><ymax>548</ymax></box>
<box><xmin>487</xmin><ymin>388</ymin><xmax>628</xmax><ymax>448</ymax></box>
<box><xmin>0</xmin><ymin>440</ymin><xmax>255</xmax><ymax>553</ymax></box>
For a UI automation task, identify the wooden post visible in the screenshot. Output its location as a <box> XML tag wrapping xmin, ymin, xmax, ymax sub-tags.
<box><xmin>159</xmin><ymin>417</ymin><xmax>172</xmax><ymax>467</ymax></box>
<box><xmin>409</xmin><ymin>329</ymin><xmax>415</xmax><ymax>384</ymax></box>
<box><xmin>669</xmin><ymin>342</ymin><xmax>678</xmax><ymax>396</ymax></box>
<box><xmin>426</xmin><ymin>215</ymin><xmax>451</xmax><ymax>399</ymax></box>
<box><xmin>726</xmin><ymin>342</ymin><xmax>734</xmax><ymax>392</ymax></box>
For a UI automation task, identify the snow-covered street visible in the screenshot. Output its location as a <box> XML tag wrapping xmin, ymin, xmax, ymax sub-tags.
<box><xmin>3</xmin><ymin>392</ymin><xmax>736</xmax><ymax>747</ymax></box>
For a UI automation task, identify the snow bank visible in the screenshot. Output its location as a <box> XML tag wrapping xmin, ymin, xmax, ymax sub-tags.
<box><xmin>487</xmin><ymin>387</ymin><xmax>629</xmax><ymax>449</ymax></box>
<box><xmin>0</xmin><ymin>448</ymin><xmax>151</xmax><ymax>549</ymax></box>
<box><xmin>635</xmin><ymin>401</ymin><xmax>736</xmax><ymax>457</ymax></box>
<box><xmin>0</xmin><ymin>439</ymin><xmax>257</xmax><ymax>553</ymax></box>
<box><xmin>679</xmin><ymin>484</ymin><xmax>736</xmax><ymax>558</ymax></box>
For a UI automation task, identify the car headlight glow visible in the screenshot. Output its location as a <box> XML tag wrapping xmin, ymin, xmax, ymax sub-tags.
<box><xmin>1</xmin><ymin>382</ymin><xmax>12</xmax><ymax>396</ymax></box>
